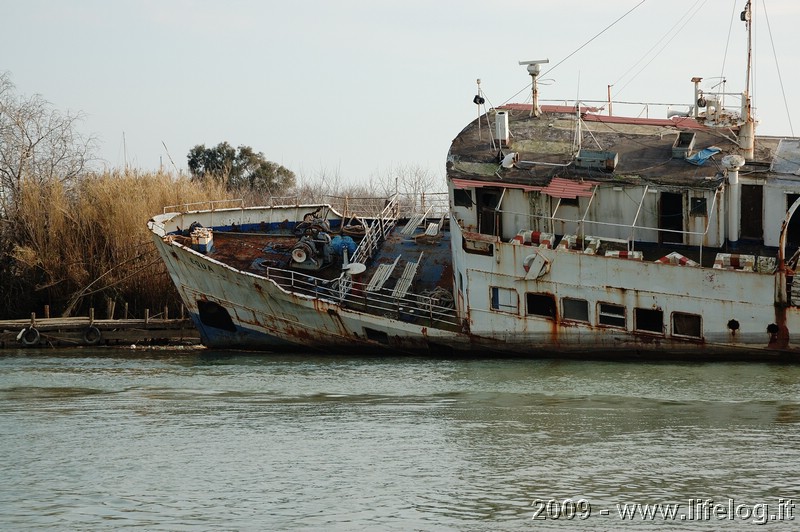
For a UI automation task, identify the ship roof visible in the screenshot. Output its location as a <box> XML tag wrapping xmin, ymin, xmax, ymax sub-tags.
<box><xmin>447</xmin><ymin>103</ymin><xmax>794</xmax><ymax>191</ymax></box>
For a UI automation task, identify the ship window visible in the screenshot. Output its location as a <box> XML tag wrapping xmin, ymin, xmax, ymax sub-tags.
<box><xmin>454</xmin><ymin>188</ymin><xmax>473</xmax><ymax>207</ymax></box>
<box><xmin>672</xmin><ymin>312</ymin><xmax>702</xmax><ymax>338</ymax></box>
<box><xmin>598</xmin><ymin>302</ymin><xmax>626</xmax><ymax>328</ymax></box>
<box><xmin>526</xmin><ymin>293</ymin><xmax>556</xmax><ymax>320</ymax></box>
<box><xmin>462</xmin><ymin>237</ymin><xmax>494</xmax><ymax>256</ymax></box>
<box><xmin>491</xmin><ymin>286</ymin><xmax>518</xmax><ymax>313</ymax></box>
<box><xmin>197</xmin><ymin>300</ymin><xmax>237</xmax><ymax>332</ymax></box>
<box><xmin>690</xmin><ymin>197</ymin><xmax>707</xmax><ymax>217</ymax></box>
<box><xmin>560</xmin><ymin>197</ymin><xmax>579</xmax><ymax>207</ymax></box>
<box><xmin>635</xmin><ymin>307</ymin><xmax>663</xmax><ymax>333</ymax></box>
<box><xmin>562</xmin><ymin>298</ymin><xmax>589</xmax><ymax>322</ymax></box>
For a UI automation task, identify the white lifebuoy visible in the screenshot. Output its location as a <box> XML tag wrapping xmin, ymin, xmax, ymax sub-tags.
<box><xmin>523</xmin><ymin>252</ymin><xmax>538</xmax><ymax>272</ymax></box>
<box><xmin>19</xmin><ymin>327</ymin><xmax>40</xmax><ymax>347</ymax></box>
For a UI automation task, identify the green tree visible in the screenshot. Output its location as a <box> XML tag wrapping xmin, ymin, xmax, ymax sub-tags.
<box><xmin>187</xmin><ymin>142</ymin><xmax>295</xmax><ymax>193</ymax></box>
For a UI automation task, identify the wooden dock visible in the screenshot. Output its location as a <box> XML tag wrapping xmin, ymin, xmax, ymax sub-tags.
<box><xmin>0</xmin><ymin>309</ymin><xmax>200</xmax><ymax>349</ymax></box>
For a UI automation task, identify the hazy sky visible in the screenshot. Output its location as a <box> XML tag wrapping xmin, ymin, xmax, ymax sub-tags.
<box><xmin>3</xmin><ymin>0</ymin><xmax>798</xmax><ymax>185</ymax></box>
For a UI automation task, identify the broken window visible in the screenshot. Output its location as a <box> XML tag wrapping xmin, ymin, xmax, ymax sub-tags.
<box><xmin>454</xmin><ymin>188</ymin><xmax>473</xmax><ymax>208</ymax></box>
<box><xmin>526</xmin><ymin>293</ymin><xmax>556</xmax><ymax>320</ymax></box>
<box><xmin>560</xmin><ymin>197</ymin><xmax>580</xmax><ymax>207</ymax></box>
<box><xmin>690</xmin><ymin>197</ymin><xmax>707</xmax><ymax>217</ymax></box>
<box><xmin>562</xmin><ymin>298</ymin><xmax>589</xmax><ymax>322</ymax></box>
<box><xmin>598</xmin><ymin>302</ymin><xmax>626</xmax><ymax>328</ymax></box>
<box><xmin>635</xmin><ymin>307</ymin><xmax>664</xmax><ymax>333</ymax></box>
<box><xmin>672</xmin><ymin>312</ymin><xmax>702</xmax><ymax>338</ymax></box>
<box><xmin>491</xmin><ymin>286</ymin><xmax>518</xmax><ymax>313</ymax></box>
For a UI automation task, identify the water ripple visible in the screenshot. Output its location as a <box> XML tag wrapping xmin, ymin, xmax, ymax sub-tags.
<box><xmin>1</xmin><ymin>352</ymin><xmax>799</xmax><ymax>529</ymax></box>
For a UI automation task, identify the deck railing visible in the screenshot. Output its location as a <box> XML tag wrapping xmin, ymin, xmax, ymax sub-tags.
<box><xmin>163</xmin><ymin>198</ymin><xmax>246</xmax><ymax>214</ymax></box>
<box><xmin>350</xmin><ymin>195</ymin><xmax>401</xmax><ymax>266</ymax></box>
<box><xmin>264</xmin><ymin>266</ymin><xmax>459</xmax><ymax>328</ymax></box>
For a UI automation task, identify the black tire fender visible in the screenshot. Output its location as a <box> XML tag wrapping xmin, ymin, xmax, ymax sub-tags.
<box><xmin>82</xmin><ymin>326</ymin><xmax>102</xmax><ymax>346</ymax></box>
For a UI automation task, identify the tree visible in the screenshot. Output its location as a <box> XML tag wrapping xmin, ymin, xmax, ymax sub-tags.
<box><xmin>0</xmin><ymin>72</ymin><xmax>95</xmax><ymax>209</ymax></box>
<box><xmin>187</xmin><ymin>142</ymin><xmax>295</xmax><ymax>194</ymax></box>
<box><xmin>0</xmin><ymin>72</ymin><xmax>96</xmax><ymax>316</ymax></box>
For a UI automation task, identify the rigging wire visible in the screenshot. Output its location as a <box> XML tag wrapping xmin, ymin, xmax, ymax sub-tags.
<box><xmin>760</xmin><ymin>0</ymin><xmax>794</xmax><ymax>136</ymax></box>
<box><xmin>611</xmin><ymin>0</ymin><xmax>707</xmax><ymax>101</ymax></box>
<box><xmin>474</xmin><ymin>83</ymin><xmax>498</xmax><ymax>151</ymax></box>
<box><xmin>610</xmin><ymin>0</ymin><xmax>704</xmax><ymax>96</ymax></box>
<box><xmin>751</xmin><ymin>0</ymin><xmax>757</xmax><ymax>107</ymax></box>
<box><xmin>718</xmin><ymin>0</ymin><xmax>739</xmax><ymax>89</ymax></box>
<box><xmin>541</xmin><ymin>0</ymin><xmax>647</xmax><ymax>80</ymax></box>
<box><xmin>501</xmin><ymin>0</ymin><xmax>647</xmax><ymax>106</ymax></box>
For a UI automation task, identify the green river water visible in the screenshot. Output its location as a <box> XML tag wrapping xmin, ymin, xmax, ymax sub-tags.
<box><xmin>1</xmin><ymin>348</ymin><xmax>798</xmax><ymax>530</ymax></box>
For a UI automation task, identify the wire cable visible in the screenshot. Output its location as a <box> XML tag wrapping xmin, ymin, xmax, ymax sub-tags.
<box><xmin>612</xmin><ymin>0</ymin><xmax>707</xmax><ymax>101</ymax></box>
<box><xmin>501</xmin><ymin>0</ymin><xmax>648</xmax><ymax>106</ymax></box>
<box><xmin>760</xmin><ymin>0</ymin><xmax>794</xmax><ymax>136</ymax></box>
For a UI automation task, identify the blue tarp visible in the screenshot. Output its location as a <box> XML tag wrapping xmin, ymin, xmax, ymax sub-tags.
<box><xmin>686</xmin><ymin>146</ymin><xmax>721</xmax><ymax>166</ymax></box>
<box><xmin>330</xmin><ymin>235</ymin><xmax>357</xmax><ymax>256</ymax></box>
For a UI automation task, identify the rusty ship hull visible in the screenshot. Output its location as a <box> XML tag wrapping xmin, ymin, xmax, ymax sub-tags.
<box><xmin>147</xmin><ymin>195</ymin><xmax>800</xmax><ymax>359</ymax></box>
<box><xmin>148</xmin><ymin>1</ymin><xmax>800</xmax><ymax>359</ymax></box>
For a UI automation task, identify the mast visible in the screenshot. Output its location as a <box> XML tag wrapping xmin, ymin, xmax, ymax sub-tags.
<box><xmin>739</xmin><ymin>0</ymin><xmax>756</xmax><ymax>159</ymax></box>
<box><xmin>518</xmin><ymin>59</ymin><xmax>549</xmax><ymax>117</ymax></box>
<box><xmin>744</xmin><ymin>0</ymin><xmax>752</xmax><ymax>98</ymax></box>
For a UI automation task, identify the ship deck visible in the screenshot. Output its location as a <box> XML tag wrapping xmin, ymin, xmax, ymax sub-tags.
<box><xmin>202</xmin><ymin>222</ymin><xmax>453</xmax><ymax>290</ymax></box>
<box><xmin>184</xmin><ymin>218</ymin><xmax>461</xmax><ymax>330</ymax></box>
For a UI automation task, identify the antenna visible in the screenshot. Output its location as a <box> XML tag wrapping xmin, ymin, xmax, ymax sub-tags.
<box><xmin>739</xmin><ymin>0</ymin><xmax>756</xmax><ymax>159</ymax></box>
<box><xmin>474</xmin><ymin>78</ymin><xmax>485</xmax><ymax>140</ymax></box>
<box><xmin>519</xmin><ymin>59</ymin><xmax>549</xmax><ymax>117</ymax></box>
<box><xmin>161</xmin><ymin>140</ymin><xmax>180</xmax><ymax>174</ymax></box>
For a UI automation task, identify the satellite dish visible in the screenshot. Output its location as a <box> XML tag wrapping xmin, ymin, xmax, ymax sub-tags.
<box><xmin>343</xmin><ymin>262</ymin><xmax>366</xmax><ymax>275</ymax></box>
<box><xmin>501</xmin><ymin>152</ymin><xmax>518</xmax><ymax>168</ymax></box>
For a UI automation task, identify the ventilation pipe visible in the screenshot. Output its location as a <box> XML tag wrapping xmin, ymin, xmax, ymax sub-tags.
<box><xmin>723</xmin><ymin>154</ymin><xmax>746</xmax><ymax>246</ymax></box>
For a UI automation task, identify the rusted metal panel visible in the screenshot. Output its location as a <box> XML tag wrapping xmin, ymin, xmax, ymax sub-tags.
<box><xmin>149</xmin><ymin>184</ymin><xmax>800</xmax><ymax>358</ymax></box>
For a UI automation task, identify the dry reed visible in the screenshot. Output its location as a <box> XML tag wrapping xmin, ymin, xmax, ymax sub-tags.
<box><xmin>3</xmin><ymin>171</ymin><xmax>229</xmax><ymax>318</ymax></box>
<box><xmin>1</xmin><ymin>164</ymin><xmax>441</xmax><ymax>320</ymax></box>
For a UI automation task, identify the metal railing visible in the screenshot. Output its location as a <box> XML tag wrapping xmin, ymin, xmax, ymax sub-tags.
<box><xmin>163</xmin><ymin>198</ymin><xmax>246</xmax><ymax>214</ymax></box>
<box><xmin>351</xmin><ymin>195</ymin><xmax>400</xmax><ymax>266</ymax></box>
<box><xmin>264</xmin><ymin>266</ymin><xmax>459</xmax><ymax>328</ymax></box>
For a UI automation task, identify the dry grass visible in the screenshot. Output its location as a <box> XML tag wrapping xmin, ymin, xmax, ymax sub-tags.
<box><xmin>1</xmin><ymin>164</ymin><xmax>442</xmax><ymax>319</ymax></box>
<box><xmin>5</xmin><ymin>170</ymin><xmax>229</xmax><ymax>318</ymax></box>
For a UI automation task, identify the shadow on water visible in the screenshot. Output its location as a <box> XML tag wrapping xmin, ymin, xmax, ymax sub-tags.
<box><xmin>2</xmin><ymin>386</ymin><xmax>110</xmax><ymax>400</ymax></box>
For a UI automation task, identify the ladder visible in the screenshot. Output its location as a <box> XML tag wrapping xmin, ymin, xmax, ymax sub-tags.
<box><xmin>366</xmin><ymin>255</ymin><xmax>400</xmax><ymax>292</ymax></box>
<box><xmin>392</xmin><ymin>253</ymin><xmax>423</xmax><ymax>298</ymax></box>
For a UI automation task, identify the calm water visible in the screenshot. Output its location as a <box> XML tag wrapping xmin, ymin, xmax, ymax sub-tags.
<box><xmin>1</xmin><ymin>348</ymin><xmax>799</xmax><ymax>530</ymax></box>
